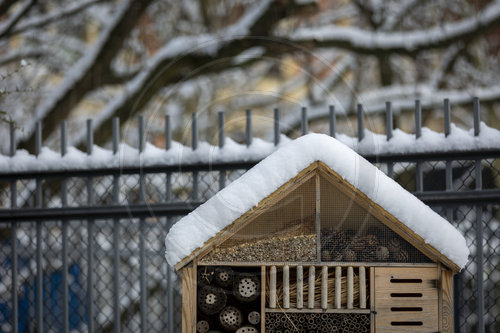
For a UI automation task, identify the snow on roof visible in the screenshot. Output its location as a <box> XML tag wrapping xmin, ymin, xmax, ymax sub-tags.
<box><xmin>165</xmin><ymin>134</ymin><xmax>470</xmax><ymax>269</ymax></box>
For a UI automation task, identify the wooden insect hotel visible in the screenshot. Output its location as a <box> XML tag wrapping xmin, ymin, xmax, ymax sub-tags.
<box><xmin>165</xmin><ymin>134</ymin><xmax>469</xmax><ymax>333</ymax></box>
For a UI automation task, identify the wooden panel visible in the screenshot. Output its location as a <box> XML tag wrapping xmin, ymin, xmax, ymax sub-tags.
<box><xmin>374</xmin><ymin>267</ymin><xmax>438</xmax><ymax>333</ymax></box>
<box><xmin>182</xmin><ymin>267</ymin><xmax>196</xmax><ymax>333</ymax></box>
<box><xmin>441</xmin><ymin>269</ymin><xmax>454</xmax><ymax>333</ymax></box>
<box><xmin>261</xmin><ymin>266</ymin><xmax>266</xmax><ymax>333</ymax></box>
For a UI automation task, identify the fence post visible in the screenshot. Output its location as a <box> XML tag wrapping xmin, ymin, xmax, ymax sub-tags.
<box><xmin>10</xmin><ymin>122</ymin><xmax>18</xmax><ymax>333</ymax></box>
<box><xmin>61</xmin><ymin>121</ymin><xmax>69</xmax><ymax>333</ymax></box>
<box><xmin>112</xmin><ymin>117</ymin><xmax>121</xmax><ymax>333</ymax></box>
<box><xmin>301</xmin><ymin>106</ymin><xmax>308</xmax><ymax>136</ymax></box>
<box><xmin>357</xmin><ymin>104</ymin><xmax>364</xmax><ymax>142</ymax></box>
<box><xmin>246</xmin><ymin>109</ymin><xmax>252</xmax><ymax>146</ymax></box>
<box><xmin>35</xmin><ymin>121</ymin><xmax>43</xmax><ymax>333</ymax></box>
<box><xmin>385</xmin><ymin>102</ymin><xmax>394</xmax><ymax>178</ymax></box>
<box><xmin>329</xmin><ymin>105</ymin><xmax>336</xmax><ymax>138</ymax></box>
<box><xmin>192</xmin><ymin>114</ymin><xmax>199</xmax><ymax>201</ymax></box>
<box><xmin>415</xmin><ymin>101</ymin><xmax>423</xmax><ymax>192</ymax></box>
<box><xmin>219</xmin><ymin>112</ymin><xmax>226</xmax><ymax>190</ymax></box>
<box><xmin>274</xmin><ymin>108</ymin><xmax>280</xmax><ymax>146</ymax></box>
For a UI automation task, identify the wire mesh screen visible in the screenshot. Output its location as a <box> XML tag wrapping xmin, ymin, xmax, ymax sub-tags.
<box><xmin>0</xmin><ymin>217</ymin><xmax>183</xmax><ymax>333</ymax></box>
<box><xmin>201</xmin><ymin>176</ymin><xmax>317</xmax><ymax>263</ymax></box>
<box><xmin>320</xmin><ymin>176</ymin><xmax>432</xmax><ymax>263</ymax></box>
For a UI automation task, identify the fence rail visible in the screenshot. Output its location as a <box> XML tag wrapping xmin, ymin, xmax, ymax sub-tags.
<box><xmin>0</xmin><ymin>98</ymin><xmax>499</xmax><ymax>333</ymax></box>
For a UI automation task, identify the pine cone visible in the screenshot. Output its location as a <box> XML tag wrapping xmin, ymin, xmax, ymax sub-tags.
<box><xmin>343</xmin><ymin>249</ymin><xmax>357</xmax><ymax>261</ymax></box>
<box><xmin>387</xmin><ymin>238</ymin><xmax>401</xmax><ymax>253</ymax></box>
<box><xmin>393</xmin><ymin>249</ymin><xmax>409</xmax><ymax>262</ymax></box>
<box><xmin>376</xmin><ymin>246</ymin><xmax>390</xmax><ymax>261</ymax></box>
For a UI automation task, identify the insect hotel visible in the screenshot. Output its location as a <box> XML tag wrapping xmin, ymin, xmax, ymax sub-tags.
<box><xmin>165</xmin><ymin>134</ymin><xmax>469</xmax><ymax>333</ymax></box>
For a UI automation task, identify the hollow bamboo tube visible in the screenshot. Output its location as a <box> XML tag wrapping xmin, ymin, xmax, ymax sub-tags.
<box><xmin>335</xmin><ymin>266</ymin><xmax>341</xmax><ymax>309</ymax></box>
<box><xmin>359</xmin><ymin>266</ymin><xmax>366</xmax><ymax>309</ymax></box>
<box><xmin>308</xmin><ymin>266</ymin><xmax>315</xmax><ymax>309</ymax></box>
<box><xmin>283</xmin><ymin>265</ymin><xmax>290</xmax><ymax>309</ymax></box>
<box><xmin>270</xmin><ymin>266</ymin><xmax>277</xmax><ymax>308</ymax></box>
<box><xmin>297</xmin><ymin>265</ymin><xmax>303</xmax><ymax>309</ymax></box>
<box><xmin>347</xmin><ymin>266</ymin><xmax>354</xmax><ymax>309</ymax></box>
<box><xmin>321</xmin><ymin>266</ymin><xmax>328</xmax><ymax>310</ymax></box>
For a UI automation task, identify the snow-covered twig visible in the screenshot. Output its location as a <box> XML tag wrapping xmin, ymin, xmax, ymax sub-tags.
<box><xmin>12</xmin><ymin>0</ymin><xmax>104</xmax><ymax>34</ymax></box>
<box><xmin>286</xmin><ymin>1</ymin><xmax>500</xmax><ymax>55</ymax></box>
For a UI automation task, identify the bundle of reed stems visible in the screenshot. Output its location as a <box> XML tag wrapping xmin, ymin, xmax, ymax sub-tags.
<box><xmin>266</xmin><ymin>269</ymin><xmax>365</xmax><ymax>308</ymax></box>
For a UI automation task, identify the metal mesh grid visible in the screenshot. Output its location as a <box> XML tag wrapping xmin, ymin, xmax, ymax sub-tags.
<box><xmin>0</xmin><ymin>217</ymin><xmax>183</xmax><ymax>332</ymax></box>
<box><xmin>201</xmin><ymin>177</ymin><xmax>317</xmax><ymax>263</ymax></box>
<box><xmin>320</xmin><ymin>176</ymin><xmax>432</xmax><ymax>263</ymax></box>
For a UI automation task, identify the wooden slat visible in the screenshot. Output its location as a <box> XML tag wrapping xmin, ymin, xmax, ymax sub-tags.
<box><xmin>321</xmin><ymin>266</ymin><xmax>328</xmax><ymax>310</ymax></box>
<box><xmin>315</xmin><ymin>173</ymin><xmax>321</xmax><ymax>262</ymax></box>
<box><xmin>265</xmin><ymin>308</ymin><xmax>370</xmax><ymax>314</ymax></box>
<box><xmin>335</xmin><ymin>266</ymin><xmax>341</xmax><ymax>309</ymax></box>
<box><xmin>270</xmin><ymin>266</ymin><xmax>277</xmax><ymax>309</ymax></box>
<box><xmin>441</xmin><ymin>269</ymin><xmax>454</xmax><ymax>333</ymax></box>
<box><xmin>297</xmin><ymin>265</ymin><xmax>303</xmax><ymax>309</ymax></box>
<box><xmin>261</xmin><ymin>266</ymin><xmax>266</xmax><ymax>333</ymax></box>
<box><xmin>181</xmin><ymin>267</ymin><xmax>196</xmax><ymax>333</ymax></box>
<box><xmin>347</xmin><ymin>266</ymin><xmax>353</xmax><ymax>309</ymax></box>
<box><xmin>198</xmin><ymin>261</ymin><xmax>437</xmax><ymax>268</ymax></box>
<box><xmin>308</xmin><ymin>266</ymin><xmax>315</xmax><ymax>309</ymax></box>
<box><xmin>283</xmin><ymin>265</ymin><xmax>290</xmax><ymax>309</ymax></box>
<box><xmin>359</xmin><ymin>266</ymin><xmax>366</xmax><ymax>309</ymax></box>
<box><xmin>370</xmin><ymin>267</ymin><xmax>375</xmax><ymax>333</ymax></box>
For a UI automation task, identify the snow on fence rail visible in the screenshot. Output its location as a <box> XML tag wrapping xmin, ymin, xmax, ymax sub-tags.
<box><xmin>1</xmin><ymin>98</ymin><xmax>500</xmax><ymax>174</ymax></box>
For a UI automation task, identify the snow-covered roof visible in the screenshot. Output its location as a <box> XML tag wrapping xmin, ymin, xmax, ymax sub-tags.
<box><xmin>164</xmin><ymin>133</ymin><xmax>469</xmax><ymax>269</ymax></box>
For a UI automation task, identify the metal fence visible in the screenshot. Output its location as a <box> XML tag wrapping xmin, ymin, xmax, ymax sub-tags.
<box><xmin>0</xmin><ymin>99</ymin><xmax>499</xmax><ymax>333</ymax></box>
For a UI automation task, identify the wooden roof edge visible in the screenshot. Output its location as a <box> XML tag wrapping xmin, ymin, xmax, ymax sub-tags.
<box><xmin>173</xmin><ymin>162</ymin><xmax>321</xmax><ymax>271</ymax></box>
<box><xmin>316</xmin><ymin>162</ymin><xmax>461</xmax><ymax>273</ymax></box>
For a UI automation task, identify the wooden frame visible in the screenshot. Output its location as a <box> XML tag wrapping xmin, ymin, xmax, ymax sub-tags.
<box><xmin>177</xmin><ymin>161</ymin><xmax>460</xmax><ymax>332</ymax></box>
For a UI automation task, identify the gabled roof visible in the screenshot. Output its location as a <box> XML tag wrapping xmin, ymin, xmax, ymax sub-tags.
<box><xmin>165</xmin><ymin>134</ymin><xmax>469</xmax><ymax>271</ymax></box>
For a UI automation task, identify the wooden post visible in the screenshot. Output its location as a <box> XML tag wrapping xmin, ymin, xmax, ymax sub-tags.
<box><xmin>270</xmin><ymin>266</ymin><xmax>277</xmax><ymax>308</ymax></box>
<box><xmin>283</xmin><ymin>265</ymin><xmax>290</xmax><ymax>309</ymax></box>
<box><xmin>335</xmin><ymin>266</ymin><xmax>341</xmax><ymax>309</ymax></box>
<box><xmin>297</xmin><ymin>265</ymin><xmax>303</xmax><ymax>309</ymax></box>
<box><xmin>261</xmin><ymin>266</ymin><xmax>266</xmax><ymax>333</ymax></box>
<box><xmin>359</xmin><ymin>266</ymin><xmax>366</xmax><ymax>309</ymax></box>
<box><xmin>347</xmin><ymin>266</ymin><xmax>353</xmax><ymax>309</ymax></box>
<box><xmin>182</xmin><ymin>267</ymin><xmax>196</xmax><ymax>333</ymax></box>
<box><xmin>370</xmin><ymin>267</ymin><xmax>375</xmax><ymax>333</ymax></box>
<box><xmin>441</xmin><ymin>269</ymin><xmax>454</xmax><ymax>333</ymax></box>
<box><xmin>308</xmin><ymin>266</ymin><xmax>315</xmax><ymax>309</ymax></box>
<box><xmin>321</xmin><ymin>266</ymin><xmax>328</xmax><ymax>310</ymax></box>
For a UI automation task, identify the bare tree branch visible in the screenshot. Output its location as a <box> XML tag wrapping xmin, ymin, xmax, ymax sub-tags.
<box><xmin>0</xmin><ymin>0</ymin><xmax>35</xmax><ymax>38</ymax></box>
<box><xmin>70</xmin><ymin>0</ymin><xmax>318</xmax><ymax>148</ymax></box>
<box><xmin>11</xmin><ymin>0</ymin><xmax>106</xmax><ymax>35</ymax></box>
<box><xmin>17</xmin><ymin>0</ymin><xmax>153</xmax><ymax>153</ymax></box>
<box><xmin>0</xmin><ymin>0</ymin><xmax>19</xmax><ymax>18</ymax></box>
<box><xmin>286</xmin><ymin>2</ymin><xmax>500</xmax><ymax>56</ymax></box>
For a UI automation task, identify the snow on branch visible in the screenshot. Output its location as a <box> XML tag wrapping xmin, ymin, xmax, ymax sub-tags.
<box><xmin>0</xmin><ymin>0</ymin><xmax>35</xmax><ymax>38</ymax></box>
<box><xmin>12</xmin><ymin>0</ymin><xmax>104</xmax><ymax>35</ymax></box>
<box><xmin>17</xmin><ymin>0</ymin><xmax>152</xmax><ymax>153</ymax></box>
<box><xmin>70</xmin><ymin>0</ymin><xmax>285</xmax><ymax>147</ymax></box>
<box><xmin>286</xmin><ymin>1</ymin><xmax>500</xmax><ymax>55</ymax></box>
